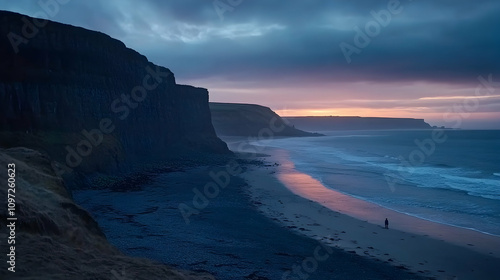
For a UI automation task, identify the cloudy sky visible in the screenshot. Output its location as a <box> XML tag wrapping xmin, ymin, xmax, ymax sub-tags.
<box><xmin>2</xmin><ymin>0</ymin><xmax>500</xmax><ymax>128</ymax></box>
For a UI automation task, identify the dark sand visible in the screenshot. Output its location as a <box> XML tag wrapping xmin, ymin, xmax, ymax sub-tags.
<box><xmin>75</xmin><ymin>164</ymin><xmax>423</xmax><ymax>280</ymax></box>
<box><xmin>0</xmin><ymin>148</ymin><xmax>214</xmax><ymax>280</ymax></box>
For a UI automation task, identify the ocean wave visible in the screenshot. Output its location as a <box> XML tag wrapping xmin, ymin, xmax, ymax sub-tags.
<box><xmin>286</xmin><ymin>141</ymin><xmax>500</xmax><ymax>201</ymax></box>
<box><xmin>265</xmin><ymin>131</ymin><xmax>500</xmax><ymax>237</ymax></box>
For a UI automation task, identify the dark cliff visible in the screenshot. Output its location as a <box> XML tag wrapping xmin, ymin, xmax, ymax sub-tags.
<box><xmin>283</xmin><ymin>116</ymin><xmax>432</xmax><ymax>132</ymax></box>
<box><xmin>0</xmin><ymin>11</ymin><xmax>228</xmax><ymax>174</ymax></box>
<box><xmin>210</xmin><ymin>102</ymin><xmax>322</xmax><ymax>137</ymax></box>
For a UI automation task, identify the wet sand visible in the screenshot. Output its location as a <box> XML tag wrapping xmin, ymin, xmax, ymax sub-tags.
<box><xmin>241</xmin><ymin>148</ymin><xmax>500</xmax><ymax>280</ymax></box>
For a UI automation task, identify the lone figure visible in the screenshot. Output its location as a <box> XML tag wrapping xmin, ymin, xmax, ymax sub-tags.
<box><xmin>385</xmin><ymin>218</ymin><xmax>389</xmax><ymax>229</ymax></box>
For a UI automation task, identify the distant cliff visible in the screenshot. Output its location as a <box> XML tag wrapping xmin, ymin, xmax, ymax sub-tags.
<box><xmin>0</xmin><ymin>11</ymin><xmax>228</xmax><ymax>175</ymax></box>
<box><xmin>284</xmin><ymin>116</ymin><xmax>432</xmax><ymax>131</ymax></box>
<box><xmin>210</xmin><ymin>102</ymin><xmax>321</xmax><ymax>137</ymax></box>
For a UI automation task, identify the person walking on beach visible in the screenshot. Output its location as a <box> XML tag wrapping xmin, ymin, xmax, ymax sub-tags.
<box><xmin>385</xmin><ymin>218</ymin><xmax>389</xmax><ymax>229</ymax></box>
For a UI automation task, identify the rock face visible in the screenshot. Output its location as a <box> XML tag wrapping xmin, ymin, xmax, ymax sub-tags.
<box><xmin>0</xmin><ymin>148</ymin><xmax>215</xmax><ymax>280</ymax></box>
<box><xmin>284</xmin><ymin>116</ymin><xmax>433</xmax><ymax>131</ymax></box>
<box><xmin>210</xmin><ymin>102</ymin><xmax>321</xmax><ymax>137</ymax></box>
<box><xmin>0</xmin><ymin>11</ymin><xmax>228</xmax><ymax>173</ymax></box>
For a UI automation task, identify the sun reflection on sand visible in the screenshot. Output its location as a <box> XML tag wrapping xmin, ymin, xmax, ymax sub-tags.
<box><xmin>277</xmin><ymin>156</ymin><xmax>388</xmax><ymax>223</ymax></box>
<box><xmin>271</xmin><ymin>148</ymin><xmax>500</xmax><ymax>257</ymax></box>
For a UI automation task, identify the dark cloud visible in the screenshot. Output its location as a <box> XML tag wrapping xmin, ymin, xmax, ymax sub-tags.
<box><xmin>2</xmin><ymin>0</ymin><xmax>499</xmax><ymax>86</ymax></box>
<box><xmin>138</xmin><ymin>0</ymin><xmax>500</xmax><ymax>86</ymax></box>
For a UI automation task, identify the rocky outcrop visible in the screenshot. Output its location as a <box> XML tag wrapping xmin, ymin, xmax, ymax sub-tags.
<box><xmin>0</xmin><ymin>148</ymin><xmax>214</xmax><ymax>280</ymax></box>
<box><xmin>0</xmin><ymin>11</ymin><xmax>228</xmax><ymax>175</ymax></box>
<box><xmin>284</xmin><ymin>116</ymin><xmax>433</xmax><ymax>131</ymax></box>
<box><xmin>210</xmin><ymin>102</ymin><xmax>322</xmax><ymax>138</ymax></box>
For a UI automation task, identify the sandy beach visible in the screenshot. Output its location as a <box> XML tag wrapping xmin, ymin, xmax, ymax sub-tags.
<box><xmin>241</xmin><ymin>148</ymin><xmax>500</xmax><ymax>280</ymax></box>
<box><xmin>74</xmin><ymin>160</ymin><xmax>423</xmax><ymax>279</ymax></box>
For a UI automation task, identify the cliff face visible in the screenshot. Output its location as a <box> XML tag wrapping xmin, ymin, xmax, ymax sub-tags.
<box><xmin>0</xmin><ymin>11</ymin><xmax>228</xmax><ymax>173</ymax></box>
<box><xmin>283</xmin><ymin>116</ymin><xmax>432</xmax><ymax>132</ymax></box>
<box><xmin>210</xmin><ymin>102</ymin><xmax>321</xmax><ymax>137</ymax></box>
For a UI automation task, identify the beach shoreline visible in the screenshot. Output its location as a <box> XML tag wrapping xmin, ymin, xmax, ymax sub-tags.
<box><xmin>74</xmin><ymin>157</ymin><xmax>423</xmax><ymax>279</ymax></box>
<box><xmin>239</xmin><ymin>147</ymin><xmax>500</xmax><ymax>280</ymax></box>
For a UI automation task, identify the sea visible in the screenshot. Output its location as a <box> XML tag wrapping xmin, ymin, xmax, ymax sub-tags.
<box><xmin>252</xmin><ymin>129</ymin><xmax>500</xmax><ymax>236</ymax></box>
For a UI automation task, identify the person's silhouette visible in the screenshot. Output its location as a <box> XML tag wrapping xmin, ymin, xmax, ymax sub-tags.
<box><xmin>385</xmin><ymin>218</ymin><xmax>389</xmax><ymax>229</ymax></box>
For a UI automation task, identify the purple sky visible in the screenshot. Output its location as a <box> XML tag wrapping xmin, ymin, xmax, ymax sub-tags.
<box><xmin>2</xmin><ymin>0</ymin><xmax>500</xmax><ymax>128</ymax></box>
